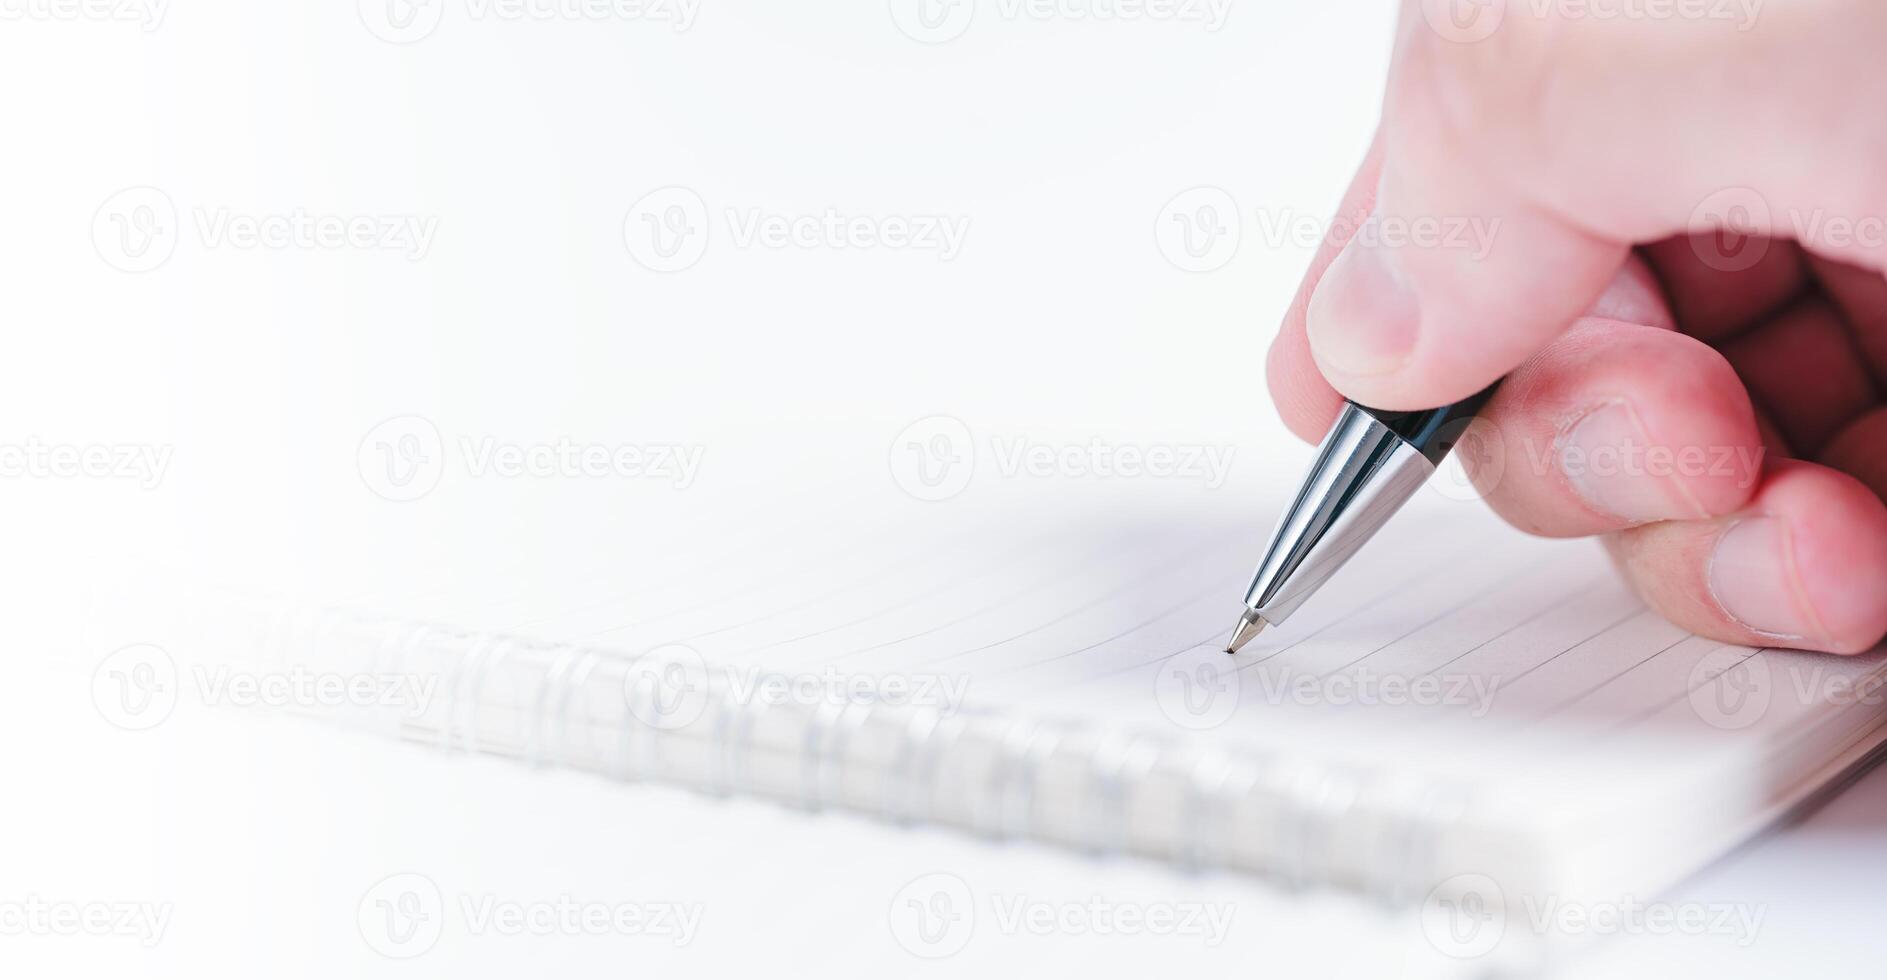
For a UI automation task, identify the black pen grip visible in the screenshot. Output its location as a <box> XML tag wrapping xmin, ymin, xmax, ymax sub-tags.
<box><xmin>1356</xmin><ymin>384</ymin><xmax>1500</xmax><ymax>466</ymax></box>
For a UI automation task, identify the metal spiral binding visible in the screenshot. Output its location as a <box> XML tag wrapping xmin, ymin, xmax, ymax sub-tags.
<box><xmin>904</xmin><ymin>711</ymin><xmax>969</xmax><ymax>830</ymax></box>
<box><xmin>995</xmin><ymin>721</ymin><xmax>1049</xmax><ymax>843</ymax></box>
<box><xmin>886</xmin><ymin>706</ymin><xmax>943</xmax><ymax>825</ymax></box>
<box><xmin>248</xmin><ymin>608</ymin><xmax>1479</xmax><ymax>895</ymax></box>
<box><xmin>797</xmin><ymin>699</ymin><xmax>848</xmax><ymax>812</ymax></box>
<box><xmin>547</xmin><ymin>647</ymin><xmax>604</xmax><ymax>772</ymax></box>
<box><xmin>527</xmin><ymin>643</ymin><xmax>583</xmax><ymax>769</ymax></box>
<box><xmin>712</xmin><ymin>678</ymin><xmax>749</xmax><ymax>800</ymax></box>
<box><xmin>1084</xmin><ymin>731</ymin><xmax>1135</xmax><ymax>856</ymax></box>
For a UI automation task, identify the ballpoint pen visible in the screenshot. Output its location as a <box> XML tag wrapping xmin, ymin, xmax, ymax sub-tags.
<box><xmin>1224</xmin><ymin>386</ymin><xmax>1499</xmax><ymax>653</ymax></box>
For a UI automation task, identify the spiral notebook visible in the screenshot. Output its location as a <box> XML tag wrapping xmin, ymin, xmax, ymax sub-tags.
<box><xmin>107</xmin><ymin>489</ymin><xmax>1887</xmax><ymax>963</ymax></box>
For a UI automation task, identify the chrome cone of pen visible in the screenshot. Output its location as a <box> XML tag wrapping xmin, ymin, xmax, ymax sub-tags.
<box><xmin>1224</xmin><ymin>610</ymin><xmax>1266</xmax><ymax>654</ymax></box>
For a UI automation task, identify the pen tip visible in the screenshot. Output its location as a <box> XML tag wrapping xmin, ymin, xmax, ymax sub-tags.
<box><xmin>1224</xmin><ymin>612</ymin><xmax>1266</xmax><ymax>655</ymax></box>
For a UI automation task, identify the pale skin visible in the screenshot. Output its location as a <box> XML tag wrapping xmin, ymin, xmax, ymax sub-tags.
<box><xmin>1270</xmin><ymin>0</ymin><xmax>1887</xmax><ymax>654</ymax></box>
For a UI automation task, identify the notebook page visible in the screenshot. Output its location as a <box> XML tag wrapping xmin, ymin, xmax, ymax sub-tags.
<box><xmin>82</xmin><ymin>487</ymin><xmax>1887</xmax><ymax>921</ymax></box>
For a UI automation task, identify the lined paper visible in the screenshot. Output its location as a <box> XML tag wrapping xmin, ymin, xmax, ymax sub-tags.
<box><xmin>119</xmin><ymin>490</ymin><xmax>1887</xmax><ymax>901</ymax></box>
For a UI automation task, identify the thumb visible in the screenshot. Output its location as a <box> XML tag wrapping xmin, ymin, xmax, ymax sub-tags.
<box><xmin>1306</xmin><ymin>173</ymin><xmax>1626</xmax><ymax>408</ymax></box>
<box><xmin>1308</xmin><ymin>0</ymin><xmax>1887</xmax><ymax>409</ymax></box>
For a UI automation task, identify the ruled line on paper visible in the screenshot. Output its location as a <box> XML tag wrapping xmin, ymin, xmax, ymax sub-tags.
<box><xmin>381</xmin><ymin>496</ymin><xmax>1887</xmax><ymax>755</ymax></box>
<box><xmin>816</xmin><ymin>524</ymin><xmax>1168</xmax><ymax>666</ymax></box>
<box><xmin>569</xmin><ymin>509</ymin><xmax>1016</xmax><ymax>643</ymax></box>
<box><xmin>730</xmin><ymin>520</ymin><xmax>1074</xmax><ymax>656</ymax></box>
<box><xmin>913</xmin><ymin>531</ymin><xmax>1238</xmax><ymax>668</ymax></box>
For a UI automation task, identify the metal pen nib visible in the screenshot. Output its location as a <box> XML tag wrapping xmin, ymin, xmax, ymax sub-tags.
<box><xmin>1224</xmin><ymin>610</ymin><xmax>1266</xmax><ymax>654</ymax></box>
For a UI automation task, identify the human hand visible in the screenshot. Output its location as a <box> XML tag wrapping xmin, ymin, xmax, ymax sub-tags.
<box><xmin>1268</xmin><ymin>0</ymin><xmax>1887</xmax><ymax>653</ymax></box>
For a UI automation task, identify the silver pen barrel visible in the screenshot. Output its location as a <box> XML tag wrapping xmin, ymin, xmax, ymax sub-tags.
<box><xmin>1223</xmin><ymin>403</ymin><xmax>1441</xmax><ymax>652</ymax></box>
<box><xmin>1224</xmin><ymin>383</ymin><xmax>1500</xmax><ymax>653</ymax></box>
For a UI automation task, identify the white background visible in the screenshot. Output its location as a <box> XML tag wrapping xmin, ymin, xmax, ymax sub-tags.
<box><xmin>4</xmin><ymin>0</ymin><xmax>1385</xmax><ymax>622</ymax></box>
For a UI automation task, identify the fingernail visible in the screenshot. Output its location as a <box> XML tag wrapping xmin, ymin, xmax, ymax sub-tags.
<box><xmin>1560</xmin><ymin>401</ymin><xmax>1708</xmax><ymax>524</ymax></box>
<box><xmin>1306</xmin><ymin>219</ymin><xmax>1419</xmax><ymax>378</ymax></box>
<box><xmin>1709</xmin><ymin>518</ymin><xmax>1822</xmax><ymax>641</ymax></box>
